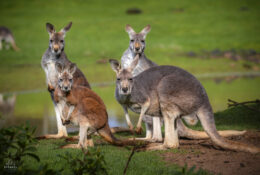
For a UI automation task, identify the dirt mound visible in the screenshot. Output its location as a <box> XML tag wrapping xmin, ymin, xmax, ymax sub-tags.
<box><xmin>162</xmin><ymin>131</ymin><xmax>260</xmax><ymax>175</ymax></box>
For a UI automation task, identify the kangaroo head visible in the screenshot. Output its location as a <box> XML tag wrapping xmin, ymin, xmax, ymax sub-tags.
<box><xmin>109</xmin><ymin>54</ymin><xmax>139</xmax><ymax>95</ymax></box>
<box><xmin>125</xmin><ymin>24</ymin><xmax>151</xmax><ymax>54</ymax></box>
<box><xmin>55</xmin><ymin>62</ymin><xmax>77</xmax><ymax>92</ymax></box>
<box><xmin>46</xmin><ymin>22</ymin><xmax>72</xmax><ymax>55</ymax></box>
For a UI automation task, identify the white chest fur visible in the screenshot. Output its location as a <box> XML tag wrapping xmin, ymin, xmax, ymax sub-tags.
<box><xmin>44</xmin><ymin>60</ymin><xmax>58</xmax><ymax>87</ymax></box>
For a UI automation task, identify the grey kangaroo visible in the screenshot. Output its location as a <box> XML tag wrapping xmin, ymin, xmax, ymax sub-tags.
<box><xmin>120</xmin><ymin>24</ymin><xmax>162</xmax><ymax>141</ymax></box>
<box><xmin>119</xmin><ymin>24</ymin><xmax>245</xmax><ymax>142</ymax></box>
<box><xmin>0</xmin><ymin>26</ymin><xmax>19</xmax><ymax>51</ymax></box>
<box><xmin>40</xmin><ymin>22</ymin><xmax>90</xmax><ymax>139</ymax></box>
<box><xmin>109</xmin><ymin>54</ymin><xmax>259</xmax><ymax>153</ymax></box>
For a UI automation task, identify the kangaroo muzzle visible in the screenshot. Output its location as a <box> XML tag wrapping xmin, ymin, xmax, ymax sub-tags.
<box><xmin>53</xmin><ymin>44</ymin><xmax>59</xmax><ymax>52</ymax></box>
<box><xmin>135</xmin><ymin>42</ymin><xmax>141</xmax><ymax>49</ymax></box>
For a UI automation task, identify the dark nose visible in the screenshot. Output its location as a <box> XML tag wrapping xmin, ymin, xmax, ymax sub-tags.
<box><xmin>122</xmin><ymin>87</ymin><xmax>128</xmax><ymax>93</ymax></box>
<box><xmin>62</xmin><ymin>120</ymin><xmax>70</xmax><ymax>125</ymax></box>
<box><xmin>64</xmin><ymin>86</ymin><xmax>68</xmax><ymax>90</ymax></box>
<box><xmin>135</xmin><ymin>47</ymin><xmax>140</xmax><ymax>51</ymax></box>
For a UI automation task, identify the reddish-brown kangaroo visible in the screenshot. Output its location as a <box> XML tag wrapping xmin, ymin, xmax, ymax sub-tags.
<box><xmin>40</xmin><ymin>22</ymin><xmax>90</xmax><ymax>139</ymax></box>
<box><xmin>53</xmin><ymin>63</ymin><xmax>144</xmax><ymax>148</ymax></box>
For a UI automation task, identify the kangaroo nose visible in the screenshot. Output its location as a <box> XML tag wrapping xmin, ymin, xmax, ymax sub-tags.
<box><xmin>135</xmin><ymin>47</ymin><xmax>140</xmax><ymax>51</ymax></box>
<box><xmin>64</xmin><ymin>86</ymin><xmax>68</xmax><ymax>90</ymax></box>
<box><xmin>122</xmin><ymin>87</ymin><xmax>128</xmax><ymax>93</ymax></box>
<box><xmin>53</xmin><ymin>45</ymin><xmax>59</xmax><ymax>52</ymax></box>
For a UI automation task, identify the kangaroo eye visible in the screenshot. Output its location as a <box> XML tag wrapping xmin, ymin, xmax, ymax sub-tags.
<box><xmin>50</xmin><ymin>39</ymin><xmax>53</xmax><ymax>43</ymax></box>
<box><xmin>69</xmin><ymin>79</ymin><xmax>73</xmax><ymax>82</ymax></box>
<box><xmin>60</xmin><ymin>40</ymin><xmax>64</xmax><ymax>43</ymax></box>
<box><xmin>141</xmin><ymin>40</ymin><xmax>145</xmax><ymax>43</ymax></box>
<box><xmin>117</xmin><ymin>78</ymin><xmax>121</xmax><ymax>81</ymax></box>
<box><xmin>128</xmin><ymin>78</ymin><xmax>133</xmax><ymax>81</ymax></box>
<box><xmin>59</xmin><ymin>78</ymin><xmax>63</xmax><ymax>82</ymax></box>
<box><xmin>130</xmin><ymin>40</ymin><xmax>134</xmax><ymax>42</ymax></box>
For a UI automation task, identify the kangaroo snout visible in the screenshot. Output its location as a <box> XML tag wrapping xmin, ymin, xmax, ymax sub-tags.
<box><xmin>134</xmin><ymin>42</ymin><xmax>141</xmax><ymax>51</ymax></box>
<box><xmin>122</xmin><ymin>87</ymin><xmax>128</xmax><ymax>93</ymax></box>
<box><xmin>53</xmin><ymin>44</ymin><xmax>59</xmax><ymax>52</ymax></box>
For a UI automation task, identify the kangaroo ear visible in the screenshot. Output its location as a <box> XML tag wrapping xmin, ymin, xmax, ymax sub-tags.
<box><xmin>125</xmin><ymin>24</ymin><xmax>136</xmax><ymax>38</ymax></box>
<box><xmin>128</xmin><ymin>54</ymin><xmax>139</xmax><ymax>72</ymax></box>
<box><xmin>109</xmin><ymin>59</ymin><xmax>121</xmax><ymax>74</ymax></box>
<box><xmin>55</xmin><ymin>62</ymin><xmax>63</xmax><ymax>73</ymax></box>
<box><xmin>60</xmin><ymin>22</ymin><xmax>72</xmax><ymax>37</ymax></box>
<box><xmin>69</xmin><ymin>63</ymin><xmax>77</xmax><ymax>75</ymax></box>
<box><xmin>46</xmin><ymin>23</ymin><xmax>55</xmax><ymax>36</ymax></box>
<box><xmin>140</xmin><ymin>24</ymin><xmax>151</xmax><ymax>39</ymax></box>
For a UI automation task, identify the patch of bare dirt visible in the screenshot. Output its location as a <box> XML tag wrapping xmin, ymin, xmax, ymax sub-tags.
<box><xmin>161</xmin><ymin>131</ymin><xmax>260</xmax><ymax>175</ymax></box>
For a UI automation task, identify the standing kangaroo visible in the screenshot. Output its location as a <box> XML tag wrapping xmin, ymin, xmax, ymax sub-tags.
<box><xmin>54</xmin><ymin>63</ymin><xmax>144</xmax><ymax>148</ymax></box>
<box><xmin>109</xmin><ymin>54</ymin><xmax>259</xmax><ymax>153</ymax></box>
<box><xmin>119</xmin><ymin>25</ymin><xmax>244</xmax><ymax>142</ymax></box>
<box><xmin>0</xmin><ymin>26</ymin><xmax>20</xmax><ymax>51</ymax></box>
<box><xmin>40</xmin><ymin>22</ymin><xmax>90</xmax><ymax>139</ymax></box>
<box><xmin>120</xmin><ymin>24</ymin><xmax>162</xmax><ymax>141</ymax></box>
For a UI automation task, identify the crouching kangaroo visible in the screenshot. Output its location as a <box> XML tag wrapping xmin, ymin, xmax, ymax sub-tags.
<box><xmin>0</xmin><ymin>26</ymin><xmax>20</xmax><ymax>51</ymax></box>
<box><xmin>119</xmin><ymin>24</ymin><xmax>245</xmax><ymax>141</ymax></box>
<box><xmin>109</xmin><ymin>55</ymin><xmax>259</xmax><ymax>153</ymax></box>
<box><xmin>54</xmin><ymin>63</ymin><xmax>145</xmax><ymax>148</ymax></box>
<box><xmin>40</xmin><ymin>22</ymin><xmax>90</xmax><ymax>139</ymax></box>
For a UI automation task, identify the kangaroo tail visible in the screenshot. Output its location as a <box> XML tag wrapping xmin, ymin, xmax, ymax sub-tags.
<box><xmin>197</xmin><ymin>106</ymin><xmax>260</xmax><ymax>154</ymax></box>
<box><xmin>97</xmin><ymin>123</ymin><xmax>147</xmax><ymax>146</ymax></box>
<box><xmin>177</xmin><ymin>119</ymin><xmax>246</xmax><ymax>140</ymax></box>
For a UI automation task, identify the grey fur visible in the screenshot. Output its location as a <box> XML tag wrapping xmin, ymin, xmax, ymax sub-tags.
<box><xmin>0</xmin><ymin>26</ymin><xmax>19</xmax><ymax>51</ymax></box>
<box><xmin>110</xmin><ymin>55</ymin><xmax>260</xmax><ymax>153</ymax></box>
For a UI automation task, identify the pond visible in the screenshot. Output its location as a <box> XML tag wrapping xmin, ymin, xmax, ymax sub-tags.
<box><xmin>0</xmin><ymin>76</ymin><xmax>260</xmax><ymax>136</ymax></box>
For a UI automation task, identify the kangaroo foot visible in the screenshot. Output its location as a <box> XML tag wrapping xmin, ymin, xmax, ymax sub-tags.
<box><xmin>127</xmin><ymin>137</ymin><xmax>156</xmax><ymax>143</ymax></box>
<box><xmin>144</xmin><ymin>143</ymin><xmax>167</xmax><ymax>151</ymax></box>
<box><xmin>61</xmin><ymin>144</ymin><xmax>80</xmax><ymax>149</ymax></box>
<box><xmin>36</xmin><ymin>133</ymin><xmax>67</xmax><ymax>139</ymax></box>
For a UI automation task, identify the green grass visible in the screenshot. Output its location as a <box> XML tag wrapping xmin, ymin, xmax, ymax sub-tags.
<box><xmin>0</xmin><ymin>0</ymin><xmax>260</xmax><ymax>92</ymax></box>
<box><xmin>20</xmin><ymin>105</ymin><xmax>260</xmax><ymax>175</ymax></box>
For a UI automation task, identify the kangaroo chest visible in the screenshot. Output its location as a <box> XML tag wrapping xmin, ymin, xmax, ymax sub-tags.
<box><xmin>44</xmin><ymin>60</ymin><xmax>58</xmax><ymax>87</ymax></box>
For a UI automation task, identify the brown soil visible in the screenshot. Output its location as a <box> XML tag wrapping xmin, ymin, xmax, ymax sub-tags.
<box><xmin>161</xmin><ymin>131</ymin><xmax>260</xmax><ymax>175</ymax></box>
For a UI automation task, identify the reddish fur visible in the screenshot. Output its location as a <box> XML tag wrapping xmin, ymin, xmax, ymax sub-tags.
<box><xmin>54</xmin><ymin>85</ymin><xmax>146</xmax><ymax>146</ymax></box>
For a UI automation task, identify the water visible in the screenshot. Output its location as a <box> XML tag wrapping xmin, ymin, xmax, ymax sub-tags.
<box><xmin>0</xmin><ymin>77</ymin><xmax>259</xmax><ymax>136</ymax></box>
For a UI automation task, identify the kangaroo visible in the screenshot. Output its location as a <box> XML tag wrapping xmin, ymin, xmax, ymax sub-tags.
<box><xmin>53</xmin><ymin>63</ymin><xmax>145</xmax><ymax>148</ymax></box>
<box><xmin>120</xmin><ymin>24</ymin><xmax>162</xmax><ymax>141</ymax></box>
<box><xmin>0</xmin><ymin>26</ymin><xmax>19</xmax><ymax>51</ymax></box>
<box><xmin>119</xmin><ymin>24</ymin><xmax>245</xmax><ymax>142</ymax></box>
<box><xmin>109</xmin><ymin>54</ymin><xmax>259</xmax><ymax>153</ymax></box>
<box><xmin>40</xmin><ymin>22</ymin><xmax>90</xmax><ymax>139</ymax></box>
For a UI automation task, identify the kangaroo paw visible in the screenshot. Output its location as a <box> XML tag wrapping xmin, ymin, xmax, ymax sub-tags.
<box><xmin>135</xmin><ymin>127</ymin><xmax>143</xmax><ymax>135</ymax></box>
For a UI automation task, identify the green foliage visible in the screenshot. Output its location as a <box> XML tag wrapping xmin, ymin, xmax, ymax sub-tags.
<box><xmin>0</xmin><ymin>124</ymin><xmax>39</xmax><ymax>174</ymax></box>
<box><xmin>59</xmin><ymin>147</ymin><xmax>108</xmax><ymax>175</ymax></box>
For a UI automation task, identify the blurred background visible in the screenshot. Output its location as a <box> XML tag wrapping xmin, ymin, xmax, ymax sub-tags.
<box><xmin>0</xmin><ymin>0</ymin><xmax>259</xmax><ymax>136</ymax></box>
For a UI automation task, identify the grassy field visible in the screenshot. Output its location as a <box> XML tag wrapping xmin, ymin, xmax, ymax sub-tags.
<box><xmin>0</xmin><ymin>0</ymin><xmax>260</xmax><ymax>92</ymax></box>
<box><xmin>20</xmin><ymin>105</ymin><xmax>259</xmax><ymax>175</ymax></box>
<box><xmin>0</xmin><ymin>0</ymin><xmax>260</xmax><ymax>174</ymax></box>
